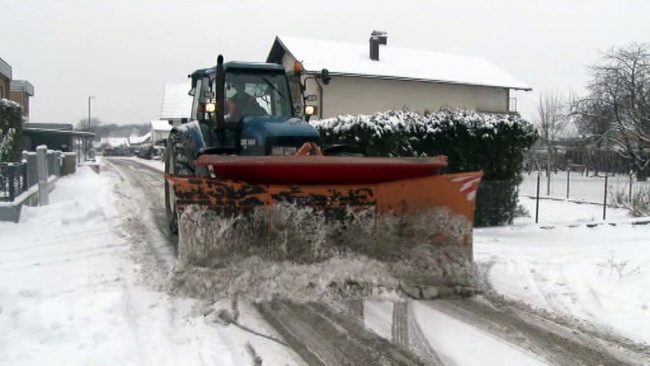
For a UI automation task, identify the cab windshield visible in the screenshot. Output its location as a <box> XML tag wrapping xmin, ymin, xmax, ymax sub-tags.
<box><xmin>224</xmin><ymin>71</ymin><xmax>292</xmax><ymax>122</ymax></box>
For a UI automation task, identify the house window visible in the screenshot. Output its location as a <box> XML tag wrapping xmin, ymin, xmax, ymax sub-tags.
<box><xmin>0</xmin><ymin>85</ymin><xmax>4</xmax><ymax>98</ymax></box>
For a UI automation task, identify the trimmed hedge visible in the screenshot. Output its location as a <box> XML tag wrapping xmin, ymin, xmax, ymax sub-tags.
<box><xmin>0</xmin><ymin>99</ymin><xmax>23</xmax><ymax>162</ymax></box>
<box><xmin>312</xmin><ymin>109</ymin><xmax>538</xmax><ymax>226</ymax></box>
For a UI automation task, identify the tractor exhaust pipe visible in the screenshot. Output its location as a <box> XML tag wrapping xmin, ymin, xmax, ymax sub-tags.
<box><xmin>215</xmin><ymin>55</ymin><xmax>226</xmax><ymax>145</ymax></box>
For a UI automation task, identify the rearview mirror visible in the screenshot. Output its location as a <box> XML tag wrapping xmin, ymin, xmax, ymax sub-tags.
<box><xmin>320</xmin><ymin>69</ymin><xmax>331</xmax><ymax>85</ymax></box>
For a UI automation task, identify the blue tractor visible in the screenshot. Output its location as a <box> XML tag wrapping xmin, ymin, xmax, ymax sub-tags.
<box><xmin>164</xmin><ymin>55</ymin><xmax>332</xmax><ymax>232</ymax></box>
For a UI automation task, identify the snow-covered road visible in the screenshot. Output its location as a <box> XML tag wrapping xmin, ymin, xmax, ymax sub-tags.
<box><xmin>2</xmin><ymin>157</ymin><xmax>649</xmax><ymax>365</ymax></box>
<box><xmin>0</xmin><ymin>163</ymin><xmax>302</xmax><ymax>365</ymax></box>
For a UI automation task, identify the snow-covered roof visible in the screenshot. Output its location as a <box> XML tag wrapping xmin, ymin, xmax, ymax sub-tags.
<box><xmin>128</xmin><ymin>131</ymin><xmax>151</xmax><ymax>145</ymax></box>
<box><xmin>161</xmin><ymin>82</ymin><xmax>193</xmax><ymax>120</ymax></box>
<box><xmin>10</xmin><ymin>80</ymin><xmax>35</xmax><ymax>96</ymax></box>
<box><xmin>150</xmin><ymin>119</ymin><xmax>172</xmax><ymax>132</ymax></box>
<box><xmin>0</xmin><ymin>57</ymin><xmax>11</xmax><ymax>79</ymax></box>
<box><xmin>100</xmin><ymin>137</ymin><xmax>130</xmax><ymax>147</ymax></box>
<box><xmin>269</xmin><ymin>36</ymin><xmax>531</xmax><ymax>91</ymax></box>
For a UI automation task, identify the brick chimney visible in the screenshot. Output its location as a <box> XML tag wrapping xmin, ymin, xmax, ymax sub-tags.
<box><xmin>369</xmin><ymin>31</ymin><xmax>388</xmax><ymax>61</ymax></box>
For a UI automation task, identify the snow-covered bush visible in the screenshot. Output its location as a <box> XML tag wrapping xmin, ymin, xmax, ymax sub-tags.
<box><xmin>312</xmin><ymin>109</ymin><xmax>538</xmax><ymax>226</ymax></box>
<box><xmin>0</xmin><ymin>99</ymin><xmax>23</xmax><ymax>162</ymax></box>
<box><xmin>611</xmin><ymin>186</ymin><xmax>650</xmax><ymax>217</ymax></box>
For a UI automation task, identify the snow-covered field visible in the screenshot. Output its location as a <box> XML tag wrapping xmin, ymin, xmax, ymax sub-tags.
<box><xmin>0</xmin><ymin>166</ymin><xmax>301</xmax><ymax>365</ymax></box>
<box><xmin>520</xmin><ymin>170</ymin><xmax>650</xmax><ymax>204</ymax></box>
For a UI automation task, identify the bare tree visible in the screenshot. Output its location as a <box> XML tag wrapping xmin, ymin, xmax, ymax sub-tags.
<box><xmin>574</xmin><ymin>44</ymin><xmax>650</xmax><ymax>181</ymax></box>
<box><xmin>536</xmin><ymin>91</ymin><xmax>568</xmax><ymax>194</ymax></box>
<box><xmin>76</xmin><ymin>117</ymin><xmax>102</xmax><ymax>132</ymax></box>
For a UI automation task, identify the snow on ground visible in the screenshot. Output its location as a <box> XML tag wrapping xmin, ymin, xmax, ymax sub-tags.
<box><xmin>515</xmin><ymin>196</ymin><xmax>629</xmax><ymax>225</ymax></box>
<box><xmin>0</xmin><ymin>166</ymin><xmax>301</xmax><ymax>365</ymax></box>
<box><xmin>477</xmin><ymin>175</ymin><xmax>649</xmax><ymax>345</ymax></box>
<box><xmin>411</xmin><ymin>302</ymin><xmax>548</xmax><ymax>366</ymax></box>
<box><xmin>475</xmin><ymin>212</ymin><xmax>650</xmax><ymax>344</ymax></box>
<box><xmin>520</xmin><ymin>171</ymin><xmax>650</xmax><ymax>203</ymax></box>
<box><xmin>122</xmin><ymin>156</ymin><xmax>165</xmax><ymax>172</ymax></box>
<box><xmin>363</xmin><ymin>301</ymin><xmax>393</xmax><ymax>340</ymax></box>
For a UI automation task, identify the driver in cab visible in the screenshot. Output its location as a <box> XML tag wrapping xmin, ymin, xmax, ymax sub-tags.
<box><xmin>226</xmin><ymin>80</ymin><xmax>267</xmax><ymax>122</ymax></box>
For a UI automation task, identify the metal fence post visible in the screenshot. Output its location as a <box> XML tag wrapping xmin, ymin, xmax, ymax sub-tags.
<box><xmin>21</xmin><ymin>163</ymin><xmax>27</xmax><ymax>193</ymax></box>
<box><xmin>566</xmin><ymin>169</ymin><xmax>570</xmax><ymax>199</ymax></box>
<box><xmin>536</xmin><ymin>173</ymin><xmax>541</xmax><ymax>224</ymax></box>
<box><xmin>629</xmin><ymin>173</ymin><xmax>633</xmax><ymax>203</ymax></box>
<box><xmin>603</xmin><ymin>174</ymin><xmax>608</xmax><ymax>220</ymax></box>
<box><xmin>7</xmin><ymin>165</ymin><xmax>15</xmax><ymax>201</ymax></box>
<box><xmin>37</xmin><ymin>145</ymin><xmax>49</xmax><ymax>206</ymax></box>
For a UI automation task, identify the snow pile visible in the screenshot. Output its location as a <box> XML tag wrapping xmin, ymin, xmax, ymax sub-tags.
<box><xmin>0</xmin><ymin>165</ymin><xmax>302</xmax><ymax>365</ymax></box>
<box><xmin>171</xmin><ymin>255</ymin><xmax>401</xmax><ymax>303</ymax></box>
<box><xmin>475</xmin><ymin>222</ymin><xmax>650</xmax><ymax>344</ymax></box>
<box><xmin>174</xmin><ymin>204</ymin><xmax>474</xmax><ymax>302</ymax></box>
<box><xmin>0</xmin><ymin>167</ymin><xmax>126</xmax><ymax>364</ymax></box>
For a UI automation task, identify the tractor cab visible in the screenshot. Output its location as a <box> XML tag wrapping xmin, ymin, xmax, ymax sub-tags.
<box><xmin>186</xmin><ymin>60</ymin><xmax>320</xmax><ymax>156</ymax></box>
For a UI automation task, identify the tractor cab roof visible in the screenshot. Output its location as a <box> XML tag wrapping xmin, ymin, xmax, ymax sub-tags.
<box><xmin>190</xmin><ymin>61</ymin><xmax>285</xmax><ymax>80</ymax></box>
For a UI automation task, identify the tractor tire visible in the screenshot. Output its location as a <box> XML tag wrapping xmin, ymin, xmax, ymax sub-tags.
<box><xmin>165</xmin><ymin>130</ymin><xmax>196</xmax><ymax>234</ymax></box>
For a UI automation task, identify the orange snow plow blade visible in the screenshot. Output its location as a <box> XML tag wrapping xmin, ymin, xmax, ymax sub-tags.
<box><xmin>167</xmin><ymin>155</ymin><xmax>482</xmax><ymax>298</ymax></box>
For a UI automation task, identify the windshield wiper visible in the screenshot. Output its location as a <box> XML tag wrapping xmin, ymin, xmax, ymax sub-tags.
<box><xmin>260</xmin><ymin>77</ymin><xmax>285</xmax><ymax>99</ymax></box>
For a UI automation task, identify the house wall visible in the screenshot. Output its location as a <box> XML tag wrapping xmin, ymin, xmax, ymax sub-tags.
<box><xmin>0</xmin><ymin>74</ymin><xmax>9</xmax><ymax>100</ymax></box>
<box><xmin>10</xmin><ymin>91</ymin><xmax>29</xmax><ymax>117</ymax></box>
<box><xmin>281</xmin><ymin>53</ymin><xmax>510</xmax><ymax>119</ymax></box>
<box><xmin>309</xmin><ymin>75</ymin><xmax>509</xmax><ymax>119</ymax></box>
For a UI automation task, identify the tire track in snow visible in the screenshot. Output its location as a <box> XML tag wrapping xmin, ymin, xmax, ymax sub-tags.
<box><xmin>421</xmin><ymin>297</ymin><xmax>647</xmax><ymax>365</ymax></box>
<box><xmin>256</xmin><ymin>300</ymin><xmax>425</xmax><ymax>366</ymax></box>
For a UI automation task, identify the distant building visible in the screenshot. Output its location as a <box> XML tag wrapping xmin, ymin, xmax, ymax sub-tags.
<box><xmin>267</xmin><ymin>32</ymin><xmax>531</xmax><ymax>119</ymax></box>
<box><xmin>100</xmin><ymin>137</ymin><xmax>130</xmax><ymax>147</ymax></box>
<box><xmin>22</xmin><ymin>122</ymin><xmax>95</xmax><ymax>162</ymax></box>
<box><xmin>161</xmin><ymin>82</ymin><xmax>192</xmax><ymax>126</ymax></box>
<box><xmin>10</xmin><ymin>80</ymin><xmax>35</xmax><ymax>118</ymax></box>
<box><xmin>128</xmin><ymin>131</ymin><xmax>151</xmax><ymax>146</ymax></box>
<box><xmin>0</xmin><ymin>58</ymin><xmax>11</xmax><ymax>100</ymax></box>
<box><xmin>150</xmin><ymin>120</ymin><xmax>172</xmax><ymax>144</ymax></box>
<box><xmin>0</xmin><ymin>57</ymin><xmax>35</xmax><ymax>120</ymax></box>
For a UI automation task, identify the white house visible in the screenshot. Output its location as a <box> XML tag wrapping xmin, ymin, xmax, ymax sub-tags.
<box><xmin>161</xmin><ymin>82</ymin><xmax>193</xmax><ymax>125</ymax></box>
<box><xmin>150</xmin><ymin>120</ymin><xmax>172</xmax><ymax>144</ymax></box>
<box><xmin>266</xmin><ymin>32</ymin><xmax>531</xmax><ymax>119</ymax></box>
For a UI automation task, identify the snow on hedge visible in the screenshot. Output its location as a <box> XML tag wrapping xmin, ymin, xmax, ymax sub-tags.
<box><xmin>0</xmin><ymin>98</ymin><xmax>23</xmax><ymax>162</ymax></box>
<box><xmin>312</xmin><ymin>109</ymin><xmax>531</xmax><ymax>141</ymax></box>
<box><xmin>312</xmin><ymin>109</ymin><xmax>537</xmax><ymax>227</ymax></box>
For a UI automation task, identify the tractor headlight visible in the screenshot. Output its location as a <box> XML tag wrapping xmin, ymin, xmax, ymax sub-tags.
<box><xmin>204</xmin><ymin>103</ymin><xmax>216</xmax><ymax>113</ymax></box>
<box><xmin>271</xmin><ymin>146</ymin><xmax>298</xmax><ymax>156</ymax></box>
<box><xmin>304</xmin><ymin>105</ymin><xmax>317</xmax><ymax>116</ymax></box>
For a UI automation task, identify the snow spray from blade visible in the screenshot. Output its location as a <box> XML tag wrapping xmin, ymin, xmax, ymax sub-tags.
<box><xmin>172</xmin><ymin>204</ymin><xmax>474</xmax><ymax>301</ymax></box>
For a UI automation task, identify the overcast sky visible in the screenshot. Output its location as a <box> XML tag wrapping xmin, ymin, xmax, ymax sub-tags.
<box><xmin>2</xmin><ymin>0</ymin><xmax>649</xmax><ymax>125</ymax></box>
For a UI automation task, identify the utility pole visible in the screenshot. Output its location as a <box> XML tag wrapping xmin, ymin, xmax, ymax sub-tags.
<box><xmin>88</xmin><ymin>96</ymin><xmax>95</xmax><ymax>131</ymax></box>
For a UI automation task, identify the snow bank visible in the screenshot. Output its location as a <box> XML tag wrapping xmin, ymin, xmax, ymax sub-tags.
<box><xmin>475</xmin><ymin>222</ymin><xmax>650</xmax><ymax>344</ymax></box>
<box><xmin>0</xmin><ymin>166</ymin><xmax>301</xmax><ymax>365</ymax></box>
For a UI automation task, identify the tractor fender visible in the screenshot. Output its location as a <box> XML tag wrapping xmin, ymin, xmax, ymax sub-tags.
<box><xmin>170</xmin><ymin>120</ymin><xmax>207</xmax><ymax>157</ymax></box>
